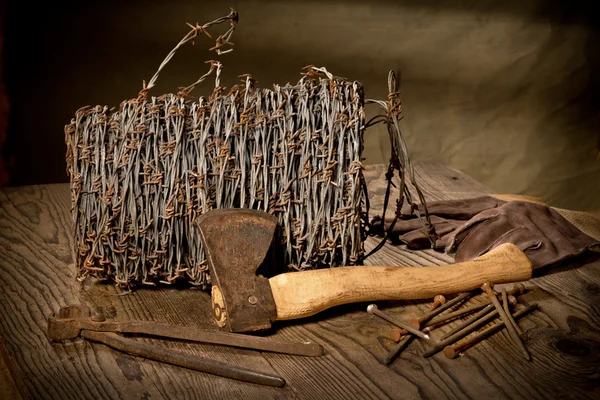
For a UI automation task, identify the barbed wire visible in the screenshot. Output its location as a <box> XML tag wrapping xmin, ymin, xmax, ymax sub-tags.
<box><xmin>64</xmin><ymin>8</ymin><xmax>432</xmax><ymax>289</ymax></box>
<box><xmin>65</xmin><ymin>65</ymin><xmax>366</xmax><ymax>287</ymax></box>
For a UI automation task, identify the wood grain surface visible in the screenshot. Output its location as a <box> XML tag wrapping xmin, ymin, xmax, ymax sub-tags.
<box><xmin>0</xmin><ymin>161</ymin><xmax>598</xmax><ymax>399</ymax></box>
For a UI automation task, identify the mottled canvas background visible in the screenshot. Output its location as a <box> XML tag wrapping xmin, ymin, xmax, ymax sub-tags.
<box><xmin>2</xmin><ymin>0</ymin><xmax>599</xmax><ymax>210</ymax></box>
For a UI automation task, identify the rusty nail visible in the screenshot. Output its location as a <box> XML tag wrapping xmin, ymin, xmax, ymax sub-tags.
<box><xmin>502</xmin><ymin>288</ymin><xmax>527</xmax><ymax>340</ymax></box>
<box><xmin>389</xmin><ymin>329</ymin><xmax>404</xmax><ymax>343</ymax></box>
<box><xmin>497</xmin><ymin>282</ymin><xmax>526</xmax><ymax>297</ymax></box>
<box><xmin>386</xmin><ymin>293</ymin><xmax>475</xmax><ymax>342</ymax></box>
<box><xmin>367</xmin><ymin>304</ymin><xmax>429</xmax><ymax>340</ymax></box>
<box><xmin>417</xmin><ymin>292</ymin><xmax>473</xmax><ymax>326</ymax></box>
<box><xmin>389</xmin><ymin>319</ymin><xmax>421</xmax><ymax>342</ymax></box>
<box><xmin>437</xmin><ymin>295</ymin><xmax>517</xmax><ymax>341</ymax></box>
<box><xmin>439</xmin><ymin>303</ymin><xmax>495</xmax><ymax>341</ymax></box>
<box><xmin>384</xmin><ymin>292</ymin><xmax>448</xmax><ymax>363</ymax></box>
<box><xmin>422</xmin><ymin>306</ymin><xmax>503</xmax><ymax>358</ymax></box>
<box><xmin>439</xmin><ymin>294</ymin><xmax>518</xmax><ymax>341</ymax></box>
<box><xmin>443</xmin><ymin>303</ymin><xmax>537</xmax><ymax>359</ymax></box>
<box><xmin>425</xmin><ymin>283</ymin><xmax>524</xmax><ymax>329</ymax></box>
<box><xmin>482</xmin><ymin>282</ymin><xmax>530</xmax><ymax>361</ymax></box>
<box><xmin>424</xmin><ymin>302</ymin><xmax>490</xmax><ymax>330</ymax></box>
<box><xmin>430</xmin><ymin>295</ymin><xmax>446</xmax><ymax>310</ymax></box>
<box><xmin>385</xmin><ymin>334</ymin><xmax>413</xmax><ymax>365</ymax></box>
<box><xmin>389</xmin><ymin>294</ymin><xmax>448</xmax><ymax>341</ymax></box>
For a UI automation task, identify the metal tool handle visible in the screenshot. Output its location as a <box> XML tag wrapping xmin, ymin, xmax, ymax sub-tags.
<box><xmin>80</xmin><ymin>330</ymin><xmax>285</xmax><ymax>387</ymax></box>
<box><xmin>71</xmin><ymin>320</ymin><xmax>322</xmax><ymax>357</ymax></box>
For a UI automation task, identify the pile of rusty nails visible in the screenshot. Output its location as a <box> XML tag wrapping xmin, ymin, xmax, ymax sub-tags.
<box><xmin>367</xmin><ymin>282</ymin><xmax>537</xmax><ymax>364</ymax></box>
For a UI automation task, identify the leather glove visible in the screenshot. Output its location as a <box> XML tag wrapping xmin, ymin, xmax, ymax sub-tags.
<box><xmin>371</xmin><ymin>196</ymin><xmax>600</xmax><ymax>269</ymax></box>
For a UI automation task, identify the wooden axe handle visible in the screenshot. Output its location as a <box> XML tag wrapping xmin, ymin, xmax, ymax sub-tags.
<box><xmin>269</xmin><ymin>243</ymin><xmax>532</xmax><ymax>321</ymax></box>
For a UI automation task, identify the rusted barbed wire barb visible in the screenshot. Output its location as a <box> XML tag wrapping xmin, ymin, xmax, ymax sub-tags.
<box><xmin>186</xmin><ymin>22</ymin><xmax>213</xmax><ymax>39</ymax></box>
<box><xmin>139</xmin><ymin>9</ymin><xmax>238</xmax><ymax>100</ymax></box>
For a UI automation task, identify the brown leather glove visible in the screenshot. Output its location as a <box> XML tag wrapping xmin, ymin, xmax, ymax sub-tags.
<box><xmin>372</xmin><ymin>196</ymin><xmax>600</xmax><ymax>269</ymax></box>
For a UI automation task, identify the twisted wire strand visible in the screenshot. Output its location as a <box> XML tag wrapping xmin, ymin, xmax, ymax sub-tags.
<box><xmin>365</xmin><ymin>71</ymin><xmax>435</xmax><ymax>252</ymax></box>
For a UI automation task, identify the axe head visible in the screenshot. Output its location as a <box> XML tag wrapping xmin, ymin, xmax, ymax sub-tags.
<box><xmin>196</xmin><ymin>208</ymin><xmax>279</xmax><ymax>333</ymax></box>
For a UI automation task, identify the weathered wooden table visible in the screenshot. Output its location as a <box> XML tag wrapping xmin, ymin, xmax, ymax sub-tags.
<box><xmin>0</xmin><ymin>162</ymin><xmax>598</xmax><ymax>399</ymax></box>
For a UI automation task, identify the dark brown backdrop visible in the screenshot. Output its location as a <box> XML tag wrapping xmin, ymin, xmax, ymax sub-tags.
<box><xmin>2</xmin><ymin>0</ymin><xmax>599</xmax><ymax>210</ymax></box>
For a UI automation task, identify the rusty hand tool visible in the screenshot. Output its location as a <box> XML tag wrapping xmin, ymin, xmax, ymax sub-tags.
<box><xmin>81</xmin><ymin>330</ymin><xmax>285</xmax><ymax>387</ymax></box>
<box><xmin>443</xmin><ymin>303</ymin><xmax>537</xmax><ymax>359</ymax></box>
<box><xmin>196</xmin><ymin>209</ymin><xmax>532</xmax><ymax>333</ymax></box>
<box><xmin>47</xmin><ymin>305</ymin><xmax>323</xmax><ymax>356</ymax></box>
<box><xmin>47</xmin><ymin>305</ymin><xmax>288</xmax><ymax>387</ymax></box>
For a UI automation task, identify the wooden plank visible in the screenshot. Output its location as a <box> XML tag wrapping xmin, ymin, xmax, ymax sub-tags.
<box><xmin>0</xmin><ymin>162</ymin><xmax>598</xmax><ymax>399</ymax></box>
<box><xmin>0</xmin><ymin>336</ymin><xmax>27</xmax><ymax>399</ymax></box>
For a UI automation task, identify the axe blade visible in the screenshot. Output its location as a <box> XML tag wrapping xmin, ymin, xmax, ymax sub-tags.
<box><xmin>196</xmin><ymin>208</ymin><xmax>279</xmax><ymax>333</ymax></box>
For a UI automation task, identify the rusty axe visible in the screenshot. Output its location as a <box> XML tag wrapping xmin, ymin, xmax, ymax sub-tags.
<box><xmin>197</xmin><ymin>208</ymin><xmax>532</xmax><ymax>333</ymax></box>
